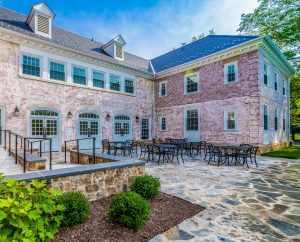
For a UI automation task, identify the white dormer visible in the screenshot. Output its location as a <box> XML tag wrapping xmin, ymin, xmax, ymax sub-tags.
<box><xmin>102</xmin><ymin>35</ymin><xmax>126</xmax><ymax>61</ymax></box>
<box><xmin>26</xmin><ymin>3</ymin><xmax>54</xmax><ymax>38</ymax></box>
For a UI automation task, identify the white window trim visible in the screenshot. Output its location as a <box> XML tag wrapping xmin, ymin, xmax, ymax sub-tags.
<box><xmin>282</xmin><ymin>80</ymin><xmax>287</xmax><ymax>96</ymax></box>
<box><xmin>109</xmin><ymin>73</ymin><xmax>122</xmax><ymax>92</ymax></box>
<box><xmin>20</xmin><ymin>52</ymin><xmax>43</xmax><ymax>78</ymax></box>
<box><xmin>34</xmin><ymin>12</ymin><xmax>52</xmax><ymax>39</ymax></box>
<box><xmin>224</xmin><ymin>61</ymin><xmax>238</xmax><ymax>84</ymax></box>
<box><xmin>224</xmin><ymin>110</ymin><xmax>238</xmax><ymax>131</ymax></box>
<box><xmin>71</xmin><ymin>64</ymin><xmax>88</xmax><ymax>85</ymax></box>
<box><xmin>140</xmin><ymin>117</ymin><xmax>151</xmax><ymax>140</ymax></box>
<box><xmin>114</xmin><ymin>44</ymin><xmax>124</xmax><ymax>61</ymax></box>
<box><xmin>274</xmin><ymin>70</ymin><xmax>279</xmax><ymax>92</ymax></box>
<box><xmin>159</xmin><ymin>81</ymin><xmax>167</xmax><ymax>97</ymax></box>
<box><xmin>263</xmin><ymin>61</ymin><xmax>269</xmax><ymax>86</ymax></box>
<box><xmin>159</xmin><ymin>116</ymin><xmax>167</xmax><ymax>131</ymax></box>
<box><xmin>92</xmin><ymin>69</ymin><xmax>106</xmax><ymax>89</ymax></box>
<box><xmin>48</xmin><ymin>59</ymin><xmax>67</xmax><ymax>81</ymax></box>
<box><xmin>184</xmin><ymin>72</ymin><xmax>200</xmax><ymax>94</ymax></box>
<box><xmin>124</xmin><ymin>77</ymin><xmax>136</xmax><ymax>95</ymax></box>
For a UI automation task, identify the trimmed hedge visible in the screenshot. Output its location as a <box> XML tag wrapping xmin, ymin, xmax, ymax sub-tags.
<box><xmin>130</xmin><ymin>175</ymin><xmax>160</xmax><ymax>200</ymax></box>
<box><xmin>108</xmin><ymin>191</ymin><xmax>150</xmax><ymax>229</ymax></box>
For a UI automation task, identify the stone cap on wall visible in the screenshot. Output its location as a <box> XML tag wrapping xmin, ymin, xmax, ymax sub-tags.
<box><xmin>5</xmin><ymin>158</ymin><xmax>145</xmax><ymax>182</ymax></box>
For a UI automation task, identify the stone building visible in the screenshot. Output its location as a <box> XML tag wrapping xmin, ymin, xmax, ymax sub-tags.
<box><xmin>0</xmin><ymin>3</ymin><xmax>294</xmax><ymax>152</ymax></box>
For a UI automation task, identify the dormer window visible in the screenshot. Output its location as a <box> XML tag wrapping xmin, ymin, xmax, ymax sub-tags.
<box><xmin>102</xmin><ymin>34</ymin><xmax>126</xmax><ymax>61</ymax></box>
<box><xmin>26</xmin><ymin>3</ymin><xmax>54</xmax><ymax>38</ymax></box>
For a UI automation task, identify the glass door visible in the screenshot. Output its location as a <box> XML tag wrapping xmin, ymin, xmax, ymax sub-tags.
<box><xmin>113</xmin><ymin>115</ymin><xmax>131</xmax><ymax>142</ymax></box>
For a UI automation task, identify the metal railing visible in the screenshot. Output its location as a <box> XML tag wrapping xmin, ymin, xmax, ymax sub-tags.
<box><xmin>64</xmin><ymin>137</ymin><xmax>96</xmax><ymax>164</ymax></box>
<box><xmin>0</xmin><ymin>127</ymin><xmax>53</xmax><ymax>173</ymax></box>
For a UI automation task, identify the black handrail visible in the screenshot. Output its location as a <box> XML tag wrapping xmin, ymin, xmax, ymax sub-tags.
<box><xmin>64</xmin><ymin>137</ymin><xmax>96</xmax><ymax>164</ymax></box>
<box><xmin>0</xmin><ymin>128</ymin><xmax>53</xmax><ymax>173</ymax></box>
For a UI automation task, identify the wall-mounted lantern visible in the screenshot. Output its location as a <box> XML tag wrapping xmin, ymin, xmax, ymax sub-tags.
<box><xmin>106</xmin><ymin>113</ymin><xmax>111</xmax><ymax>121</ymax></box>
<box><xmin>136</xmin><ymin>115</ymin><xmax>140</xmax><ymax>123</ymax></box>
<box><xmin>14</xmin><ymin>106</ymin><xmax>20</xmax><ymax>116</ymax></box>
<box><xmin>67</xmin><ymin>111</ymin><xmax>73</xmax><ymax>119</ymax></box>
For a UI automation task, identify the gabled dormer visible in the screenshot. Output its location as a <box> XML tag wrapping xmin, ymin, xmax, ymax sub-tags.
<box><xmin>102</xmin><ymin>35</ymin><xmax>126</xmax><ymax>61</ymax></box>
<box><xmin>26</xmin><ymin>3</ymin><xmax>54</xmax><ymax>39</ymax></box>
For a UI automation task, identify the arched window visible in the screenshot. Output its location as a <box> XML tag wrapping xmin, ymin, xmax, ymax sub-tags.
<box><xmin>30</xmin><ymin>109</ymin><xmax>58</xmax><ymax>117</ymax></box>
<box><xmin>115</xmin><ymin>115</ymin><xmax>130</xmax><ymax>120</ymax></box>
<box><xmin>79</xmin><ymin>113</ymin><xmax>99</xmax><ymax>119</ymax></box>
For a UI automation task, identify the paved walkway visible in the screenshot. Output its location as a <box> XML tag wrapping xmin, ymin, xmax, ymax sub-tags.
<box><xmin>147</xmin><ymin>156</ymin><xmax>300</xmax><ymax>242</ymax></box>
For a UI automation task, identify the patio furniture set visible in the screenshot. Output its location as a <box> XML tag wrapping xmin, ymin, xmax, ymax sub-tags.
<box><xmin>101</xmin><ymin>138</ymin><xmax>259</xmax><ymax>168</ymax></box>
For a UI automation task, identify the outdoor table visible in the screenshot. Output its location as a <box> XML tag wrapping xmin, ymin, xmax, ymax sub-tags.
<box><xmin>218</xmin><ymin>146</ymin><xmax>248</xmax><ymax>166</ymax></box>
<box><xmin>109</xmin><ymin>141</ymin><xmax>128</xmax><ymax>156</ymax></box>
<box><xmin>154</xmin><ymin>144</ymin><xmax>179</xmax><ymax>163</ymax></box>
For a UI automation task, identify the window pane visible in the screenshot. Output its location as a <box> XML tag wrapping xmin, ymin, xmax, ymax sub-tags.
<box><xmin>93</xmin><ymin>71</ymin><xmax>105</xmax><ymax>88</ymax></box>
<box><xmin>110</xmin><ymin>74</ymin><xmax>120</xmax><ymax>91</ymax></box>
<box><xmin>186</xmin><ymin>110</ymin><xmax>198</xmax><ymax>131</ymax></box>
<box><xmin>160</xmin><ymin>117</ymin><xmax>166</xmax><ymax>131</ymax></box>
<box><xmin>186</xmin><ymin>75</ymin><xmax>198</xmax><ymax>93</ymax></box>
<box><xmin>275</xmin><ymin>109</ymin><xmax>278</xmax><ymax>131</ymax></box>
<box><xmin>73</xmin><ymin>66</ymin><xmax>86</xmax><ymax>85</ymax></box>
<box><xmin>274</xmin><ymin>73</ymin><xmax>278</xmax><ymax>91</ymax></box>
<box><xmin>264</xmin><ymin>105</ymin><xmax>268</xmax><ymax>130</ymax></box>
<box><xmin>264</xmin><ymin>63</ymin><xmax>268</xmax><ymax>85</ymax></box>
<box><xmin>160</xmin><ymin>83</ymin><xmax>166</xmax><ymax>96</ymax></box>
<box><xmin>283</xmin><ymin>111</ymin><xmax>286</xmax><ymax>131</ymax></box>
<box><xmin>141</xmin><ymin>118</ymin><xmax>150</xmax><ymax>140</ymax></box>
<box><xmin>50</xmin><ymin>62</ymin><xmax>65</xmax><ymax>81</ymax></box>
<box><xmin>282</xmin><ymin>80</ymin><xmax>286</xmax><ymax>95</ymax></box>
<box><xmin>227</xmin><ymin>111</ymin><xmax>236</xmax><ymax>130</ymax></box>
<box><xmin>227</xmin><ymin>64</ymin><xmax>236</xmax><ymax>82</ymax></box>
<box><xmin>23</xmin><ymin>55</ymin><xmax>40</xmax><ymax>77</ymax></box>
<box><xmin>125</xmin><ymin>78</ymin><xmax>134</xmax><ymax>94</ymax></box>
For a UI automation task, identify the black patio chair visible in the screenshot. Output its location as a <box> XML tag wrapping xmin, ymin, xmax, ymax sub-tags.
<box><xmin>139</xmin><ymin>142</ymin><xmax>147</xmax><ymax>159</ymax></box>
<box><xmin>249</xmin><ymin>146</ymin><xmax>259</xmax><ymax>167</ymax></box>
<box><xmin>236</xmin><ymin>146</ymin><xmax>252</xmax><ymax>168</ymax></box>
<box><xmin>207</xmin><ymin>145</ymin><xmax>226</xmax><ymax>166</ymax></box>
<box><xmin>101</xmin><ymin>139</ymin><xmax>115</xmax><ymax>154</ymax></box>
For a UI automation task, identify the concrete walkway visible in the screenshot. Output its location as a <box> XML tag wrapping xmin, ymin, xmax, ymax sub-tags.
<box><xmin>147</xmin><ymin>156</ymin><xmax>300</xmax><ymax>241</ymax></box>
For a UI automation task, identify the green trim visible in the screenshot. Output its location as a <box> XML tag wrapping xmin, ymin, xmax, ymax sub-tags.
<box><xmin>259</xmin><ymin>36</ymin><xmax>295</xmax><ymax>77</ymax></box>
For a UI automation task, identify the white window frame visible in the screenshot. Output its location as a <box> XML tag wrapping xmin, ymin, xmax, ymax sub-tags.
<box><xmin>48</xmin><ymin>59</ymin><xmax>67</xmax><ymax>81</ymax></box>
<box><xmin>159</xmin><ymin>81</ymin><xmax>167</xmax><ymax>96</ymax></box>
<box><xmin>140</xmin><ymin>117</ymin><xmax>151</xmax><ymax>140</ymax></box>
<box><xmin>71</xmin><ymin>64</ymin><xmax>88</xmax><ymax>85</ymax></box>
<box><xmin>282</xmin><ymin>80</ymin><xmax>287</xmax><ymax>96</ymax></box>
<box><xmin>263</xmin><ymin>62</ymin><xmax>269</xmax><ymax>86</ymax></box>
<box><xmin>224</xmin><ymin>61</ymin><xmax>238</xmax><ymax>84</ymax></box>
<box><xmin>124</xmin><ymin>77</ymin><xmax>136</xmax><ymax>95</ymax></box>
<box><xmin>274</xmin><ymin>70</ymin><xmax>278</xmax><ymax>92</ymax></box>
<box><xmin>92</xmin><ymin>69</ymin><xmax>106</xmax><ymax>89</ymax></box>
<box><xmin>20</xmin><ymin>52</ymin><xmax>43</xmax><ymax>78</ymax></box>
<box><xmin>159</xmin><ymin>116</ymin><xmax>167</xmax><ymax>131</ymax></box>
<box><xmin>114</xmin><ymin>44</ymin><xmax>124</xmax><ymax>61</ymax></box>
<box><xmin>184</xmin><ymin>72</ymin><xmax>199</xmax><ymax>94</ymax></box>
<box><xmin>224</xmin><ymin>110</ymin><xmax>238</xmax><ymax>131</ymax></box>
<box><xmin>109</xmin><ymin>73</ymin><xmax>122</xmax><ymax>92</ymax></box>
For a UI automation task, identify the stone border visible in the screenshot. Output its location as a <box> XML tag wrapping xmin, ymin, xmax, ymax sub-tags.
<box><xmin>5</xmin><ymin>158</ymin><xmax>145</xmax><ymax>182</ymax></box>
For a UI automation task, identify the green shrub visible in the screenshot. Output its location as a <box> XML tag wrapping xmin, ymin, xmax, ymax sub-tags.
<box><xmin>130</xmin><ymin>175</ymin><xmax>160</xmax><ymax>200</ymax></box>
<box><xmin>56</xmin><ymin>191</ymin><xmax>91</xmax><ymax>227</ymax></box>
<box><xmin>108</xmin><ymin>191</ymin><xmax>150</xmax><ymax>229</ymax></box>
<box><xmin>0</xmin><ymin>173</ymin><xmax>65</xmax><ymax>241</ymax></box>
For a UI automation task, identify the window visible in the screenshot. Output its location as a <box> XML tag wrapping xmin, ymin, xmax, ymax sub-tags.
<box><xmin>141</xmin><ymin>118</ymin><xmax>150</xmax><ymax>140</ymax></box>
<box><xmin>283</xmin><ymin>110</ymin><xmax>286</xmax><ymax>131</ymax></box>
<box><xmin>283</xmin><ymin>80</ymin><xmax>286</xmax><ymax>96</ymax></box>
<box><xmin>73</xmin><ymin>66</ymin><xmax>86</xmax><ymax>85</ymax></box>
<box><xmin>263</xmin><ymin>62</ymin><xmax>269</xmax><ymax>85</ymax></box>
<box><xmin>22</xmin><ymin>55</ymin><xmax>40</xmax><ymax>77</ymax></box>
<box><xmin>92</xmin><ymin>71</ymin><xmax>105</xmax><ymax>88</ymax></box>
<box><xmin>50</xmin><ymin>61</ymin><xmax>65</xmax><ymax>81</ymax></box>
<box><xmin>159</xmin><ymin>82</ymin><xmax>166</xmax><ymax>96</ymax></box>
<box><xmin>224</xmin><ymin>62</ymin><xmax>238</xmax><ymax>83</ymax></box>
<box><xmin>160</xmin><ymin>117</ymin><xmax>166</xmax><ymax>131</ymax></box>
<box><xmin>275</xmin><ymin>108</ymin><xmax>279</xmax><ymax>131</ymax></box>
<box><xmin>185</xmin><ymin>73</ymin><xmax>199</xmax><ymax>93</ymax></box>
<box><xmin>109</xmin><ymin>74</ymin><xmax>121</xmax><ymax>91</ymax></box>
<box><xmin>264</xmin><ymin>105</ymin><xmax>269</xmax><ymax>131</ymax></box>
<box><xmin>186</xmin><ymin>110</ymin><xmax>198</xmax><ymax>131</ymax></box>
<box><xmin>125</xmin><ymin>78</ymin><xmax>135</xmax><ymax>94</ymax></box>
<box><xmin>274</xmin><ymin>72</ymin><xmax>278</xmax><ymax>91</ymax></box>
<box><xmin>224</xmin><ymin>111</ymin><xmax>237</xmax><ymax>130</ymax></box>
<box><xmin>115</xmin><ymin>44</ymin><xmax>123</xmax><ymax>59</ymax></box>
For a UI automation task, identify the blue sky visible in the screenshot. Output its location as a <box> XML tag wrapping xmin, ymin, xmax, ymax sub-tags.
<box><xmin>0</xmin><ymin>0</ymin><xmax>258</xmax><ymax>59</ymax></box>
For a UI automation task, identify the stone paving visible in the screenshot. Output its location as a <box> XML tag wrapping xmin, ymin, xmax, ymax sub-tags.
<box><xmin>147</xmin><ymin>156</ymin><xmax>300</xmax><ymax>242</ymax></box>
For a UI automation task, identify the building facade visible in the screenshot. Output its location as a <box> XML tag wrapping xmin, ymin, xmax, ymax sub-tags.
<box><xmin>0</xmin><ymin>3</ymin><xmax>294</xmax><ymax>152</ymax></box>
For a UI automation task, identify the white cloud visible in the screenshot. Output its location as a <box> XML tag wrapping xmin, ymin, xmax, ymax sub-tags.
<box><xmin>55</xmin><ymin>0</ymin><xmax>259</xmax><ymax>59</ymax></box>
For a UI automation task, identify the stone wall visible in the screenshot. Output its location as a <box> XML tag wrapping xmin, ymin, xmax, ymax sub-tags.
<box><xmin>0</xmin><ymin>39</ymin><xmax>154</xmax><ymax>150</ymax></box>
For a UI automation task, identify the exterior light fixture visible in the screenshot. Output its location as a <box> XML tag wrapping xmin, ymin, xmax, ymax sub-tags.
<box><xmin>14</xmin><ymin>106</ymin><xmax>20</xmax><ymax>116</ymax></box>
<box><xmin>67</xmin><ymin>111</ymin><xmax>73</xmax><ymax>119</ymax></box>
<box><xmin>135</xmin><ymin>115</ymin><xmax>140</xmax><ymax>123</ymax></box>
<box><xmin>106</xmin><ymin>113</ymin><xmax>111</xmax><ymax>121</ymax></box>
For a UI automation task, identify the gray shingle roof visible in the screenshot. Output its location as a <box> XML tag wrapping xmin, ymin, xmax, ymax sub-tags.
<box><xmin>0</xmin><ymin>6</ymin><xmax>152</xmax><ymax>73</ymax></box>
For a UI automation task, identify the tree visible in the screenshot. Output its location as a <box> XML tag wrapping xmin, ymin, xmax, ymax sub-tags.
<box><xmin>208</xmin><ymin>28</ymin><xmax>216</xmax><ymax>35</ymax></box>
<box><xmin>238</xmin><ymin>0</ymin><xmax>300</xmax><ymax>136</ymax></box>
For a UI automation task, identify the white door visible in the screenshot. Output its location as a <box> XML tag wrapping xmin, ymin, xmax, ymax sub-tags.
<box><xmin>0</xmin><ymin>108</ymin><xmax>4</xmax><ymax>145</ymax></box>
<box><xmin>30</xmin><ymin>109</ymin><xmax>60</xmax><ymax>152</ymax></box>
<box><xmin>113</xmin><ymin>115</ymin><xmax>131</xmax><ymax>142</ymax></box>
<box><xmin>184</xmin><ymin>109</ymin><xmax>200</xmax><ymax>141</ymax></box>
<box><xmin>263</xmin><ymin>105</ymin><xmax>270</xmax><ymax>144</ymax></box>
<box><xmin>77</xmin><ymin>112</ymin><xmax>101</xmax><ymax>150</ymax></box>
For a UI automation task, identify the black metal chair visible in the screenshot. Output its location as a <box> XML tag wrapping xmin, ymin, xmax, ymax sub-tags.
<box><xmin>101</xmin><ymin>139</ymin><xmax>115</xmax><ymax>154</ymax></box>
<box><xmin>236</xmin><ymin>146</ymin><xmax>252</xmax><ymax>168</ymax></box>
<box><xmin>249</xmin><ymin>146</ymin><xmax>259</xmax><ymax>167</ymax></box>
<box><xmin>139</xmin><ymin>142</ymin><xmax>147</xmax><ymax>159</ymax></box>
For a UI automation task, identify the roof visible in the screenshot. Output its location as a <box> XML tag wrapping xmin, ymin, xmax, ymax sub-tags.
<box><xmin>150</xmin><ymin>35</ymin><xmax>260</xmax><ymax>73</ymax></box>
<box><xmin>0</xmin><ymin>6</ymin><xmax>152</xmax><ymax>73</ymax></box>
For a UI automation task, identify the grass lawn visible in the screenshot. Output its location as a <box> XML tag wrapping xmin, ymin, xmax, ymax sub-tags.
<box><xmin>261</xmin><ymin>146</ymin><xmax>300</xmax><ymax>159</ymax></box>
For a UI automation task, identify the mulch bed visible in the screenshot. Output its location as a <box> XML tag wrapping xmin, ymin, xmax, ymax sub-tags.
<box><xmin>54</xmin><ymin>193</ymin><xmax>205</xmax><ymax>242</ymax></box>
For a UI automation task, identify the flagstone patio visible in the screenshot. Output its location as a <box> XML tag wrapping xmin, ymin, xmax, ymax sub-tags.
<box><xmin>147</xmin><ymin>156</ymin><xmax>300</xmax><ymax>241</ymax></box>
